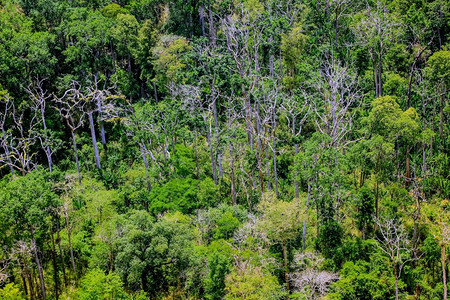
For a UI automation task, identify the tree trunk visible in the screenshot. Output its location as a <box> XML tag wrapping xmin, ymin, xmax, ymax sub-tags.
<box><xmin>64</xmin><ymin>208</ymin><xmax>76</xmax><ymax>275</ymax></box>
<box><xmin>97</xmin><ymin>96</ymin><xmax>106</xmax><ymax>145</ymax></box>
<box><xmin>443</xmin><ymin>245</ymin><xmax>447</xmax><ymax>300</ymax></box>
<box><xmin>394</xmin><ymin>263</ymin><xmax>399</xmax><ymax>300</ymax></box>
<box><xmin>295</xmin><ymin>144</ymin><xmax>299</xmax><ymax>199</ymax></box>
<box><xmin>194</xmin><ymin>130</ymin><xmax>200</xmax><ymax>179</ymax></box>
<box><xmin>242</xmin><ymin>84</ymin><xmax>253</xmax><ymax>151</ymax></box>
<box><xmin>19</xmin><ymin>264</ymin><xmax>28</xmax><ymax>296</ymax></box>
<box><xmin>282</xmin><ymin>243</ymin><xmax>290</xmax><ymax>293</ymax></box>
<box><xmin>70</xmin><ymin>128</ymin><xmax>81</xmax><ymax>185</ymax></box>
<box><xmin>206</xmin><ymin>124</ymin><xmax>217</xmax><ymax>184</ymax></box>
<box><xmin>272</xmin><ymin>132</ymin><xmax>278</xmax><ymax>197</ymax></box>
<box><xmin>378</xmin><ymin>54</ymin><xmax>383</xmax><ymax>97</ymax></box>
<box><xmin>200</xmin><ymin>4</ymin><xmax>206</xmax><ymax>37</ymax></box>
<box><xmin>406</xmin><ymin>143</ymin><xmax>410</xmax><ymax>184</ymax></box>
<box><xmin>229</xmin><ymin>142</ymin><xmax>236</xmax><ymax>205</ymax></box>
<box><xmin>31</xmin><ymin>234</ymin><xmax>46</xmax><ymax>300</ymax></box>
<box><xmin>375</xmin><ymin>180</ymin><xmax>379</xmax><ymax>218</ymax></box>
<box><xmin>407</xmin><ymin>64</ymin><xmax>415</xmax><ymax>108</ymax></box>
<box><xmin>56</xmin><ymin>219</ymin><xmax>67</xmax><ymax>287</ymax></box>
<box><xmin>208</xmin><ymin>6</ymin><xmax>216</xmax><ymax>47</ymax></box>
<box><xmin>302</xmin><ymin>183</ymin><xmax>311</xmax><ymax>251</ymax></box>
<box><xmin>50</xmin><ymin>231</ymin><xmax>59</xmax><ymax>299</ymax></box>
<box><xmin>440</xmin><ymin>92</ymin><xmax>444</xmax><ymax>139</ymax></box>
<box><xmin>46</xmin><ymin>148</ymin><xmax>53</xmax><ymax>173</ymax></box>
<box><xmin>2</xmin><ymin>129</ymin><xmax>15</xmax><ymax>175</ymax></box>
<box><xmin>373</xmin><ymin>58</ymin><xmax>379</xmax><ymax>97</ymax></box>
<box><xmin>141</xmin><ymin>145</ymin><xmax>152</xmax><ymax>192</ymax></box>
<box><xmin>88</xmin><ymin>112</ymin><xmax>101</xmax><ymax>169</ymax></box>
<box><xmin>27</xmin><ymin>260</ymin><xmax>35</xmax><ymax>300</ymax></box>
<box><xmin>218</xmin><ymin>152</ymin><xmax>223</xmax><ymax>179</ymax></box>
<box><xmin>266</xmin><ymin>147</ymin><xmax>271</xmax><ymax>191</ymax></box>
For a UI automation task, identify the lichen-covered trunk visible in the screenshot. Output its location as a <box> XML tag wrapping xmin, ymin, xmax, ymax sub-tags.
<box><xmin>88</xmin><ymin>112</ymin><xmax>101</xmax><ymax>169</ymax></box>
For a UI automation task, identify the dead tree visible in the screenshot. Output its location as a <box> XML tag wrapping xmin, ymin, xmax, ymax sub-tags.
<box><xmin>0</xmin><ymin>93</ymin><xmax>15</xmax><ymax>175</ymax></box>
<box><xmin>290</xmin><ymin>251</ymin><xmax>339</xmax><ymax>299</ymax></box>
<box><xmin>224</xmin><ymin>95</ymin><xmax>244</xmax><ymax>205</ymax></box>
<box><xmin>352</xmin><ymin>0</ymin><xmax>400</xmax><ymax>97</ymax></box>
<box><xmin>281</xmin><ymin>93</ymin><xmax>310</xmax><ymax>249</ymax></box>
<box><xmin>53</xmin><ymin>83</ymin><xmax>87</xmax><ymax>184</ymax></box>
<box><xmin>26</xmin><ymin>77</ymin><xmax>63</xmax><ymax>172</ymax></box>
<box><xmin>178</xmin><ymin>82</ymin><xmax>221</xmax><ymax>185</ymax></box>
<box><xmin>281</xmin><ymin>92</ymin><xmax>309</xmax><ymax>198</ymax></box>
<box><xmin>312</xmin><ymin>58</ymin><xmax>360</xmax><ymax>149</ymax></box>
<box><xmin>375</xmin><ymin>217</ymin><xmax>417</xmax><ymax>300</ymax></box>
<box><xmin>0</xmin><ymin>98</ymin><xmax>39</xmax><ymax>175</ymax></box>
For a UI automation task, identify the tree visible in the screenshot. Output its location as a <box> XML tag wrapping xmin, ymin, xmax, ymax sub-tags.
<box><xmin>0</xmin><ymin>169</ymin><xmax>60</xmax><ymax>300</ymax></box>
<box><xmin>115</xmin><ymin>210</ymin><xmax>194</xmax><ymax>295</ymax></box>
<box><xmin>375</xmin><ymin>217</ymin><xmax>415</xmax><ymax>300</ymax></box>
<box><xmin>0</xmin><ymin>283</ymin><xmax>26</xmax><ymax>300</ymax></box>
<box><xmin>424</xmin><ymin>201</ymin><xmax>450</xmax><ymax>300</ymax></box>
<box><xmin>53</xmin><ymin>82</ymin><xmax>87</xmax><ymax>184</ymax></box>
<box><xmin>352</xmin><ymin>0</ymin><xmax>400</xmax><ymax>97</ymax></box>
<box><xmin>25</xmin><ymin>77</ymin><xmax>60</xmax><ymax>173</ymax></box>
<box><xmin>290</xmin><ymin>251</ymin><xmax>339</xmax><ymax>300</ymax></box>
<box><xmin>224</xmin><ymin>262</ymin><xmax>284</xmax><ymax>300</ymax></box>
<box><xmin>425</xmin><ymin>50</ymin><xmax>450</xmax><ymax>139</ymax></box>
<box><xmin>310</xmin><ymin>58</ymin><xmax>360</xmax><ymax>149</ymax></box>
<box><xmin>76</xmin><ymin>269</ymin><xmax>130</xmax><ymax>300</ymax></box>
<box><xmin>257</xmin><ymin>192</ymin><xmax>303</xmax><ymax>292</ymax></box>
<box><xmin>0</xmin><ymin>91</ymin><xmax>39</xmax><ymax>176</ymax></box>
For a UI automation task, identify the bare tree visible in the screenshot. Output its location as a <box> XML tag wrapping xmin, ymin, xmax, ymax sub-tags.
<box><xmin>281</xmin><ymin>93</ymin><xmax>309</xmax><ymax>198</ymax></box>
<box><xmin>290</xmin><ymin>251</ymin><xmax>339</xmax><ymax>300</ymax></box>
<box><xmin>178</xmin><ymin>82</ymin><xmax>222</xmax><ymax>185</ymax></box>
<box><xmin>0</xmin><ymin>97</ymin><xmax>39</xmax><ymax>175</ymax></box>
<box><xmin>352</xmin><ymin>0</ymin><xmax>400</xmax><ymax>97</ymax></box>
<box><xmin>375</xmin><ymin>217</ymin><xmax>416</xmax><ymax>300</ymax></box>
<box><xmin>220</xmin><ymin>2</ymin><xmax>266</xmax><ymax>150</ymax></box>
<box><xmin>223</xmin><ymin>95</ymin><xmax>244</xmax><ymax>205</ymax></box>
<box><xmin>311</xmin><ymin>58</ymin><xmax>360</xmax><ymax>149</ymax></box>
<box><xmin>53</xmin><ymin>83</ymin><xmax>87</xmax><ymax>184</ymax></box>
<box><xmin>25</xmin><ymin>77</ymin><xmax>64</xmax><ymax>173</ymax></box>
<box><xmin>0</xmin><ymin>93</ymin><xmax>15</xmax><ymax>175</ymax></box>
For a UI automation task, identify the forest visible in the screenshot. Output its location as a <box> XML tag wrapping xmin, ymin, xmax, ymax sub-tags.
<box><xmin>0</xmin><ymin>0</ymin><xmax>449</xmax><ymax>299</ymax></box>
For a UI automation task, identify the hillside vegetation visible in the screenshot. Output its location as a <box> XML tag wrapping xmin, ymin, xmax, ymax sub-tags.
<box><xmin>0</xmin><ymin>0</ymin><xmax>449</xmax><ymax>299</ymax></box>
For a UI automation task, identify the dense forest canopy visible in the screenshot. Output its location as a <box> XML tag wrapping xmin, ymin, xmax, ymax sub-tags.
<box><xmin>0</xmin><ymin>0</ymin><xmax>449</xmax><ymax>299</ymax></box>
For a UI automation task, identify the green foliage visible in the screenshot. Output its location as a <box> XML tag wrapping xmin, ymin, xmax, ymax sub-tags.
<box><xmin>76</xmin><ymin>269</ymin><xmax>130</xmax><ymax>300</ymax></box>
<box><xmin>257</xmin><ymin>192</ymin><xmax>303</xmax><ymax>246</ymax></box>
<box><xmin>317</xmin><ymin>219</ymin><xmax>343</xmax><ymax>264</ymax></box>
<box><xmin>355</xmin><ymin>186</ymin><xmax>375</xmax><ymax>238</ymax></box>
<box><xmin>224</xmin><ymin>264</ymin><xmax>285</xmax><ymax>300</ymax></box>
<box><xmin>0</xmin><ymin>0</ymin><xmax>448</xmax><ymax>298</ymax></box>
<box><xmin>329</xmin><ymin>260</ymin><xmax>396</xmax><ymax>300</ymax></box>
<box><xmin>204</xmin><ymin>252</ymin><xmax>230</xmax><ymax>300</ymax></box>
<box><xmin>114</xmin><ymin>210</ymin><xmax>194</xmax><ymax>294</ymax></box>
<box><xmin>148</xmin><ymin>177</ymin><xmax>217</xmax><ymax>215</ymax></box>
<box><xmin>0</xmin><ymin>283</ymin><xmax>26</xmax><ymax>300</ymax></box>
